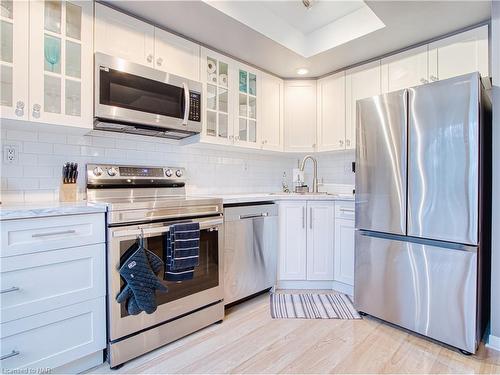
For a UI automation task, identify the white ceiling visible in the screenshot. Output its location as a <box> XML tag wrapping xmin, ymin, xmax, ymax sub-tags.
<box><xmin>106</xmin><ymin>0</ymin><xmax>491</xmax><ymax>78</ymax></box>
<box><xmin>202</xmin><ymin>1</ymin><xmax>385</xmax><ymax>57</ymax></box>
<box><xmin>262</xmin><ymin>1</ymin><xmax>365</xmax><ymax>35</ymax></box>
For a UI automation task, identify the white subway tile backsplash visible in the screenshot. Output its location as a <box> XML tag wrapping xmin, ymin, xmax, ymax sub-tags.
<box><xmin>23</xmin><ymin>142</ymin><xmax>53</xmax><ymax>155</ymax></box>
<box><xmin>67</xmin><ymin>135</ymin><xmax>92</xmax><ymax>146</ymax></box>
<box><xmin>91</xmin><ymin>136</ymin><xmax>116</xmax><ymax>148</ymax></box>
<box><xmin>6</xmin><ymin>129</ymin><xmax>38</xmax><ymax>142</ymax></box>
<box><xmin>1</xmin><ymin>122</ymin><xmax>353</xmax><ymax>203</ymax></box>
<box><xmin>53</xmin><ymin>144</ymin><xmax>80</xmax><ymax>155</ymax></box>
<box><xmin>8</xmin><ymin>177</ymin><xmax>39</xmax><ymax>190</ymax></box>
<box><xmin>23</xmin><ymin>165</ymin><xmax>54</xmax><ymax>178</ymax></box>
<box><xmin>23</xmin><ymin>189</ymin><xmax>56</xmax><ymax>202</ymax></box>
<box><xmin>38</xmin><ymin>132</ymin><xmax>67</xmax><ymax>144</ymax></box>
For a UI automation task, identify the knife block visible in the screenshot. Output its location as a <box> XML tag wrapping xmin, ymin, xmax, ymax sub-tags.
<box><xmin>59</xmin><ymin>183</ymin><xmax>78</xmax><ymax>202</ymax></box>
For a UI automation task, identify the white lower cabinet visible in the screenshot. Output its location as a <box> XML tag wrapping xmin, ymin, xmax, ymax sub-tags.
<box><xmin>0</xmin><ymin>298</ymin><xmax>106</xmax><ymax>371</ymax></box>
<box><xmin>278</xmin><ymin>202</ymin><xmax>307</xmax><ymax>280</ymax></box>
<box><xmin>333</xmin><ymin>202</ymin><xmax>355</xmax><ymax>286</ymax></box>
<box><xmin>0</xmin><ymin>213</ymin><xmax>106</xmax><ymax>372</ymax></box>
<box><xmin>278</xmin><ymin>200</ymin><xmax>355</xmax><ymax>290</ymax></box>
<box><xmin>306</xmin><ymin>202</ymin><xmax>335</xmax><ymax>280</ymax></box>
<box><xmin>278</xmin><ymin>201</ymin><xmax>334</xmax><ymax>281</ymax></box>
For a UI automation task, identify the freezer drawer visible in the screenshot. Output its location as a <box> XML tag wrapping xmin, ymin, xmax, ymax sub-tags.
<box><xmin>408</xmin><ymin>73</ymin><xmax>480</xmax><ymax>245</ymax></box>
<box><xmin>355</xmin><ymin>90</ymin><xmax>407</xmax><ymax>235</ymax></box>
<box><xmin>354</xmin><ymin>231</ymin><xmax>478</xmax><ymax>353</ymax></box>
<box><xmin>224</xmin><ymin>204</ymin><xmax>278</xmax><ymax>305</ymax></box>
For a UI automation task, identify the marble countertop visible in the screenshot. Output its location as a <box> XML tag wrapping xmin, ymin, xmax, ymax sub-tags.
<box><xmin>0</xmin><ymin>201</ymin><xmax>108</xmax><ymax>221</ymax></box>
<box><xmin>206</xmin><ymin>193</ymin><xmax>355</xmax><ymax>205</ymax></box>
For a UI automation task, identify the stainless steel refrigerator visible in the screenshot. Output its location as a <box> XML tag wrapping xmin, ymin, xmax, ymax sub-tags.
<box><xmin>354</xmin><ymin>72</ymin><xmax>491</xmax><ymax>354</ymax></box>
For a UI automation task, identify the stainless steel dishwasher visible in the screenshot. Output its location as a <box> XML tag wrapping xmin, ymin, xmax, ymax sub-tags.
<box><xmin>223</xmin><ymin>203</ymin><xmax>278</xmax><ymax>305</ymax></box>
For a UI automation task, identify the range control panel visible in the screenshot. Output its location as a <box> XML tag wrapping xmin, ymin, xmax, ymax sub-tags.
<box><xmin>188</xmin><ymin>91</ymin><xmax>201</xmax><ymax>122</ymax></box>
<box><xmin>87</xmin><ymin>164</ymin><xmax>186</xmax><ymax>180</ymax></box>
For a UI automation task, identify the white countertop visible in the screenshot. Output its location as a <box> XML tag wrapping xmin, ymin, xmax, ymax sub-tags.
<box><xmin>0</xmin><ymin>201</ymin><xmax>108</xmax><ymax>221</ymax></box>
<box><xmin>205</xmin><ymin>193</ymin><xmax>355</xmax><ymax>205</ymax></box>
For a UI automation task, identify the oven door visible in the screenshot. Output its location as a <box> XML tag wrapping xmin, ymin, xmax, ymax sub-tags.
<box><xmin>94</xmin><ymin>53</ymin><xmax>201</xmax><ymax>133</ymax></box>
<box><xmin>108</xmin><ymin>215</ymin><xmax>223</xmax><ymax>341</ymax></box>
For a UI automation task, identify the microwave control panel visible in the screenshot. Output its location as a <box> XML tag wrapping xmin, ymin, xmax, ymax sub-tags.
<box><xmin>188</xmin><ymin>91</ymin><xmax>201</xmax><ymax>122</ymax></box>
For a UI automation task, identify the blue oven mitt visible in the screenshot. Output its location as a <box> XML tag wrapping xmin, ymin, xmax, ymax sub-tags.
<box><xmin>116</xmin><ymin>249</ymin><xmax>165</xmax><ymax>315</ymax></box>
<box><xmin>118</xmin><ymin>242</ymin><xmax>167</xmax><ymax>314</ymax></box>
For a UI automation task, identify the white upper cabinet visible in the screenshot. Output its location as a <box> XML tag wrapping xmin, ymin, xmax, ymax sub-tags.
<box><xmin>29</xmin><ymin>0</ymin><xmax>93</xmax><ymax>128</ymax></box>
<box><xmin>0</xmin><ymin>0</ymin><xmax>29</xmax><ymax>121</ymax></box>
<box><xmin>200</xmin><ymin>47</ymin><xmax>235</xmax><ymax>145</ymax></box>
<box><xmin>234</xmin><ymin>63</ymin><xmax>260</xmax><ymax>148</ymax></box>
<box><xmin>154</xmin><ymin>27</ymin><xmax>200</xmax><ymax>81</ymax></box>
<box><xmin>260</xmin><ymin>73</ymin><xmax>283</xmax><ymax>151</ymax></box>
<box><xmin>306</xmin><ymin>202</ymin><xmax>335</xmax><ymax>280</ymax></box>
<box><xmin>317</xmin><ymin>72</ymin><xmax>346</xmax><ymax>152</ymax></box>
<box><xmin>284</xmin><ymin>80</ymin><xmax>317</xmax><ymax>153</ymax></box>
<box><xmin>95</xmin><ymin>3</ymin><xmax>154</xmax><ymax>67</ymax></box>
<box><xmin>345</xmin><ymin>60</ymin><xmax>381</xmax><ymax>150</ymax></box>
<box><xmin>429</xmin><ymin>25</ymin><xmax>488</xmax><ymax>81</ymax></box>
<box><xmin>381</xmin><ymin>45</ymin><xmax>429</xmax><ymax>93</ymax></box>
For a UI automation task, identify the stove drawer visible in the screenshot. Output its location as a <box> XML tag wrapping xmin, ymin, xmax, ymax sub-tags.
<box><xmin>1</xmin><ymin>213</ymin><xmax>105</xmax><ymax>257</ymax></box>
<box><xmin>1</xmin><ymin>244</ymin><xmax>105</xmax><ymax>322</ymax></box>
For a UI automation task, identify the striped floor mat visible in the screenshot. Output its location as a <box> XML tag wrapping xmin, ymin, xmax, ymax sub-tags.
<box><xmin>270</xmin><ymin>293</ymin><xmax>361</xmax><ymax>320</ymax></box>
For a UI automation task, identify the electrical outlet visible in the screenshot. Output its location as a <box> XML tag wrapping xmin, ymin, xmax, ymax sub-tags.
<box><xmin>3</xmin><ymin>144</ymin><xmax>19</xmax><ymax>164</ymax></box>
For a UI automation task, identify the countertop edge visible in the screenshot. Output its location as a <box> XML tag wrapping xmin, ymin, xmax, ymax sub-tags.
<box><xmin>0</xmin><ymin>202</ymin><xmax>108</xmax><ymax>221</ymax></box>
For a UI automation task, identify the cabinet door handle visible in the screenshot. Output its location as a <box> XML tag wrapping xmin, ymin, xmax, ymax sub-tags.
<box><xmin>0</xmin><ymin>350</ymin><xmax>20</xmax><ymax>361</ymax></box>
<box><xmin>346</xmin><ymin>139</ymin><xmax>351</xmax><ymax>147</ymax></box>
<box><xmin>15</xmin><ymin>101</ymin><xmax>24</xmax><ymax>117</ymax></box>
<box><xmin>420</xmin><ymin>78</ymin><xmax>429</xmax><ymax>84</ymax></box>
<box><xmin>340</xmin><ymin>208</ymin><xmax>355</xmax><ymax>213</ymax></box>
<box><xmin>146</xmin><ymin>54</ymin><xmax>153</xmax><ymax>63</ymax></box>
<box><xmin>309</xmin><ymin>207</ymin><xmax>313</xmax><ymax>229</ymax></box>
<box><xmin>32</xmin><ymin>104</ymin><xmax>41</xmax><ymax>118</ymax></box>
<box><xmin>430</xmin><ymin>75</ymin><xmax>438</xmax><ymax>81</ymax></box>
<box><xmin>302</xmin><ymin>206</ymin><xmax>305</xmax><ymax>229</ymax></box>
<box><xmin>0</xmin><ymin>286</ymin><xmax>19</xmax><ymax>294</ymax></box>
<box><xmin>339</xmin><ymin>139</ymin><xmax>344</xmax><ymax>146</ymax></box>
<box><xmin>156</xmin><ymin>57</ymin><xmax>163</xmax><ymax>66</ymax></box>
<box><xmin>32</xmin><ymin>229</ymin><xmax>76</xmax><ymax>238</ymax></box>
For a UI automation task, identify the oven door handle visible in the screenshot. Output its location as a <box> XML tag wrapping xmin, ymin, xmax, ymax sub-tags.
<box><xmin>182</xmin><ymin>82</ymin><xmax>190</xmax><ymax>126</ymax></box>
<box><xmin>112</xmin><ymin>218</ymin><xmax>223</xmax><ymax>238</ymax></box>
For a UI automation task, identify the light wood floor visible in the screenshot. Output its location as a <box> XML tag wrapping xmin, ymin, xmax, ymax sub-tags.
<box><xmin>90</xmin><ymin>292</ymin><xmax>500</xmax><ymax>374</ymax></box>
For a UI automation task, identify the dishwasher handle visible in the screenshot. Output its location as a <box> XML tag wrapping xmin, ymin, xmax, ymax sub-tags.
<box><xmin>239</xmin><ymin>212</ymin><xmax>269</xmax><ymax>220</ymax></box>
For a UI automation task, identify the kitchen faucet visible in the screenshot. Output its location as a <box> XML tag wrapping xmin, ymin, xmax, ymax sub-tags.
<box><xmin>299</xmin><ymin>155</ymin><xmax>319</xmax><ymax>193</ymax></box>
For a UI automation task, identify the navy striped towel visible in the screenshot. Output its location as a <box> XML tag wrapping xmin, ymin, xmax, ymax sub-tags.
<box><xmin>163</xmin><ymin>222</ymin><xmax>200</xmax><ymax>281</ymax></box>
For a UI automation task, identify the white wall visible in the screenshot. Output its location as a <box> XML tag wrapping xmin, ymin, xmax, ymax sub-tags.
<box><xmin>0</xmin><ymin>120</ymin><xmax>353</xmax><ymax>203</ymax></box>
<box><xmin>489</xmin><ymin>0</ymin><xmax>500</xmax><ymax>349</ymax></box>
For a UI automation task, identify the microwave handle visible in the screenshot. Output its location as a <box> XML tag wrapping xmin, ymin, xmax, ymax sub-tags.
<box><xmin>182</xmin><ymin>82</ymin><xmax>190</xmax><ymax>125</ymax></box>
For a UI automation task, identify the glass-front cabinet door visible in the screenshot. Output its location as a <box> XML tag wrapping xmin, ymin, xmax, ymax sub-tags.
<box><xmin>29</xmin><ymin>0</ymin><xmax>93</xmax><ymax>127</ymax></box>
<box><xmin>0</xmin><ymin>0</ymin><xmax>28</xmax><ymax>120</ymax></box>
<box><xmin>235</xmin><ymin>64</ymin><xmax>259</xmax><ymax>148</ymax></box>
<box><xmin>201</xmin><ymin>47</ymin><xmax>234</xmax><ymax>144</ymax></box>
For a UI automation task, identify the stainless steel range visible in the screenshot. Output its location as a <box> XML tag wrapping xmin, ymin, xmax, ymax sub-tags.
<box><xmin>86</xmin><ymin>164</ymin><xmax>224</xmax><ymax>368</ymax></box>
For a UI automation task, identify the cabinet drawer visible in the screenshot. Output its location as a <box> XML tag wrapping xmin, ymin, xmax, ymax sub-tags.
<box><xmin>1</xmin><ymin>244</ymin><xmax>106</xmax><ymax>322</ymax></box>
<box><xmin>1</xmin><ymin>214</ymin><xmax>105</xmax><ymax>257</ymax></box>
<box><xmin>0</xmin><ymin>297</ymin><xmax>106</xmax><ymax>370</ymax></box>
<box><xmin>335</xmin><ymin>202</ymin><xmax>355</xmax><ymax>219</ymax></box>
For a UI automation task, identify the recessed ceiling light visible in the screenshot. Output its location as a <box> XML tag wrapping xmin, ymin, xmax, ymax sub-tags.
<box><xmin>296</xmin><ymin>68</ymin><xmax>309</xmax><ymax>75</ymax></box>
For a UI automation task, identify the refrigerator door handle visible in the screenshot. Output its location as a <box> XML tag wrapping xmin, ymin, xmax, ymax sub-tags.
<box><xmin>357</xmin><ymin>230</ymin><xmax>477</xmax><ymax>253</ymax></box>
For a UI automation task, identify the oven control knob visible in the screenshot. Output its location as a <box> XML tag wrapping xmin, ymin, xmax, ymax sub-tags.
<box><xmin>175</xmin><ymin>169</ymin><xmax>183</xmax><ymax>177</ymax></box>
<box><xmin>93</xmin><ymin>166</ymin><xmax>103</xmax><ymax>177</ymax></box>
<box><xmin>107</xmin><ymin>167</ymin><xmax>118</xmax><ymax>177</ymax></box>
<box><xmin>165</xmin><ymin>169</ymin><xmax>173</xmax><ymax>177</ymax></box>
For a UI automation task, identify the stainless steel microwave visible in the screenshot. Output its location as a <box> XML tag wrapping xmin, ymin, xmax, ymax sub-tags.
<box><xmin>94</xmin><ymin>53</ymin><xmax>202</xmax><ymax>139</ymax></box>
